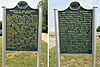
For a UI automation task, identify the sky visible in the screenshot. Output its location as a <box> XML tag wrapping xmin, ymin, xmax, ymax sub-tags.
<box><xmin>49</xmin><ymin>0</ymin><xmax>100</xmax><ymax>32</ymax></box>
<box><xmin>0</xmin><ymin>0</ymin><xmax>40</xmax><ymax>21</ymax></box>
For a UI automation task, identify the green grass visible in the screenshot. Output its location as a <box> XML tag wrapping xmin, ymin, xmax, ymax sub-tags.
<box><xmin>60</xmin><ymin>54</ymin><xmax>92</xmax><ymax>67</ymax></box>
<box><xmin>0</xmin><ymin>36</ymin><xmax>47</xmax><ymax>67</ymax></box>
<box><xmin>40</xmin><ymin>40</ymin><xmax>48</xmax><ymax>67</ymax></box>
<box><xmin>49</xmin><ymin>38</ymin><xmax>100</xmax><ymax>67</ymax></box>
<box><xmin>6</xmin><ymin>52</ymin><xmax>37</xmax><ymax>67</ymax></box>
<box><xmin>0</xmin><ymin>36</ymin><xmax>2</xmax><ymax>67</ymax></box>
<box><xmin>96</xmin><ymin>38</ymin><xmax>100</xmax><ymax>67</ymax></box>
<box><xmin>0</xmin><ymin>37</ymin><xmax>100</xmax><ymax>67</ymax></box>
<box><xmin>49</xmin><ymin>47</ymin><xmax>56</xmax><ymax>67</ymax></box>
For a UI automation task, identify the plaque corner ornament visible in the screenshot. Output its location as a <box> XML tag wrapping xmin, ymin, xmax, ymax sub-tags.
<box><xmin>17</xmin><ymin>1</ymin><xmax>28</xmax><ymax>9</ymax></box>
<box><xmin>69</xmin><ymin>1</ymin><xmax>80</xmax><ymax>10</ymax></box>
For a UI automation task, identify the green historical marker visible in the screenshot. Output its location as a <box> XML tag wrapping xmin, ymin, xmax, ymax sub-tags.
<box><xmin>58</xmin><ymin>1</ymin><xmax>93</xmax><ymax>54</ymax></box>
<box><xmin>6</xmin><ymin>1</ymin><xmax>39</xmax><ymax>51</ymax></box>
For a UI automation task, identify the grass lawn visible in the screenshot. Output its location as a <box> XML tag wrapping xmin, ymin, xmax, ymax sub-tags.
<box><xmin>96</xmin><ymin>38</ymin><xmax>100</xmax><ymax>67</ymax></box>
<box><xmin>0</xmin><ymin>36</ymin><xmax>100</xmax><ymax>67</ymax></box>
<box><xmin>0</xmin><ymin>36</ymin><xmax>2</xmax><ymax>67</ymax></box>
<box><xmin>49</xmin><ymin>38</ymin><xmax>100</xmax><ymax>67</ymax></box>
<box><xmin>49</xmin><ymin>47</ymin><xmax>56</xmax><ymax>67</ymax></box>
<box><xmin>0</xmin><ymin>36</ymin><xmax>47</xmax><ymax>67</ymax></box>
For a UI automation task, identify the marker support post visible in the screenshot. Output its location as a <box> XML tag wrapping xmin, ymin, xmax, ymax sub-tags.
<box><xmin>54</xmin><ymin>9</ymin><xmax>60</xmax><ymax>67</ymax></box>
<box><xmin>2</xmin><ymin>6</ymin><xmax>6</xmax><ymax>67</ymax></box>
<box><xmin>92</xmin><ymin>7</ymin><xmax>97</xmax><ymax>67</ymax></box>
<box><xmin>37</xmin><ymin>7</ymin><xmax>42</xmax><ymax>67</ymax></box>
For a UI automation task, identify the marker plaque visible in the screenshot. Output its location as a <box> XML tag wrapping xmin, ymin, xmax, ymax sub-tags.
<box><xmin>58</xmin><ymin>2</ymin><xmax>93</xmax><ymax>54</ymax></box>
<box><xmin>6</xmin><ymin>1</ymin><xmax>39</xmax><ymax>51</ymax></box>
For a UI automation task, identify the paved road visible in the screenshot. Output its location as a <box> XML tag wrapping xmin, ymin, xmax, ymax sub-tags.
<box><xmin>49</xmin><ymin>36</ymin><xmax>56</xmax><ymax>49</ymax></box>
<box><xmin>42</xmin><ymin>33</ymin><xmax>56</xmax><ymax>49</ymax></box>
<box><xmin>42</xmin><ymin>33</ymin><xmax>48</xmax><ymax>43</ymax></box>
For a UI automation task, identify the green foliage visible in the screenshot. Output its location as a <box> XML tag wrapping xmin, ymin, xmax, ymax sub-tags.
<box><xmin>97</xmin><ymin>26</ymin><xmax>100</xmax><ymax>32</ymax></box>
<box><xmin>38</xmin><ymin>0</ymin><xmax>48</xmax><ymax>33</ymax></box>
<box><xmin>0</xmin><ymin>21</ymin><xmax>2</xmax><ymax>29</ymax></box>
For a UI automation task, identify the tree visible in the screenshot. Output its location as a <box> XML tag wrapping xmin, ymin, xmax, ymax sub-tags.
<box><xmin>38</xmin><ymin>0</ymin><xmax>48</xmax><ymax>33</ymax></box>
<box><xmin>0</xmin><ymin>21</ymin><xmax>2</xmax><ymax>29</ymax></box>
<box><xmin>97</xmin><ymin>26</ymin><xmax>100</xmax><ymax>32</ymax></box>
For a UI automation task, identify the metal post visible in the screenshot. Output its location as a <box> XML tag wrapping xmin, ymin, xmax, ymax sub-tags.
<box><xmin>2</xmin><ymin>6</ymin><xmax>6</xmax><ymax>67</ymax></box>
<box><xmin>92</xmin><ymin>7</ymin><xmax>97</xmax><ymax>67</ymax></box>
<box><xmin>37</xmin><ymin>7</ymin><xmax>42</xmax><ymax>67</ymax></box>
<box><xmin>54</xmin><ymin>9</ymin><xmax>60</xmax><ymax>67</ymax></box>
